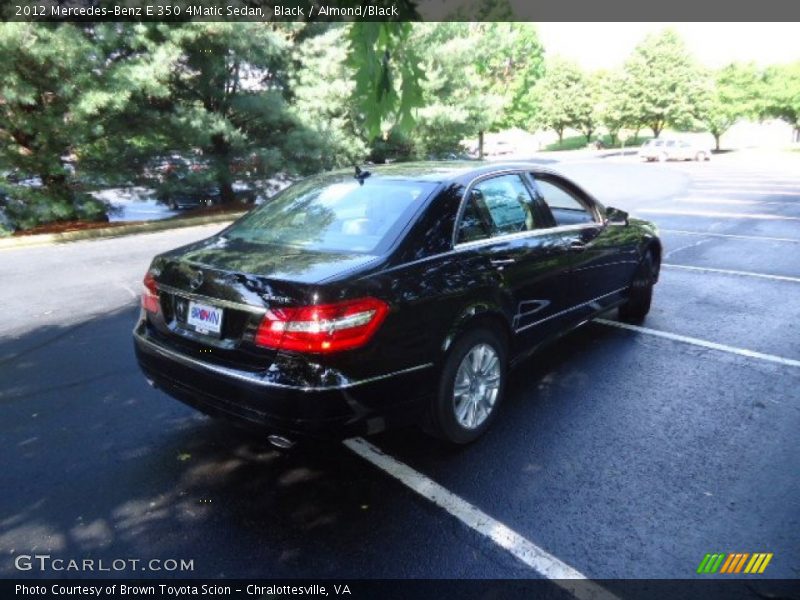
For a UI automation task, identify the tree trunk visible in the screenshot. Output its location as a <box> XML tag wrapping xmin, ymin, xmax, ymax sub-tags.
<box><xmin>478</xmin><ymin>130</ymin><xmax>484</xmax><ymax>160</ymax></box>
<box><xmin>651</xmin><ymin>122</ymin><xmax>663</xmax><ymax>138</ymax></box>
<box><xmin>220</xmin><ymin>181</ymin><xmax>235</xmax><ymax>204</ymax></box>
<box><xmin>557</xmin><ymin>128</ymin><xmax>564</xmax><ymax>144</ymax></box>
<box><xmin>42</xmin><ymin>173</ymin><xmax>72</xmax><ymax>204</ymax></box>
<box><xmin>714</xmin><ymin>133</ymin><xmax>721</xmax><ymax>152</ymax></box>
<box><xmin>585</xmin><ymin>129</ymin><xmax>593</xmax><ymax>144</ymax></box>
<box><xmin>211</xmin><ymin>134</ymin><xmax>234</xmax><ymax>204</ymax></box>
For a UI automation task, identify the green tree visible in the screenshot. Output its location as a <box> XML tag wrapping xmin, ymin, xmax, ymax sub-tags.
<box><xmin>471</xmin><ymin>23</ymin><xmax>546</xmax><ymax>132</ymax></box>
<box><xmin>599</xmin><ymin>69</ymin><xmax>639</xmax><ymax>145</ymax></box>
<box><xmin>576</xmin><ymin>71</ymin><xmax>604</xmax><ymax>143</ymax></box>
<box><xmin>360</xmin><ymin>23</ymin><xmax>545</xmax><ymax>161</ymax></box>
<box><xmin>346</xmin><ymin>22</ymin><xmax>425</xmax><ymax>141</ymax></box>
<box><xmin>133</xmin><ymin>23</ymin><xmax>337</xmax><ymax>204</ymax></box>
<box><xmin>290</xmin><ymin>25</ymin><xmax>368</xmax><ymax>166</ymax></box>
<box><xmin>534</xmin><ymin>58</ymin><xmax>593</xmax><ymax>144</ymax></box>
<box><xmin>623</xmin><ymin>29</ymin><xmax>705</xmax><ymax>138</ymax></box>
<box><xmin>403</xmin><ymin>23</ymin><xmax>504</xmax><ymax>159</ymax></box>
<box><xmin>697</xmin><ymin>62</ymin><xmax>761</xmax><ymax>151</ymax></box>
<box><xmin>0</xmin><ymin>23</ymin><xmax>150</xmax><ymax>226</ymax></box>
<box><xmin>761</xmin><ymin>62</ymin><xmax>800</xmax><ymax>142</ymax></box>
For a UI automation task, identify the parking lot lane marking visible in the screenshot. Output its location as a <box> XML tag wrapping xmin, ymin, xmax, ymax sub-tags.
<box><xmin>660</xmin><ymin>229</ymin><xmax>800</xmax><ymax>244</ymax></box>
<box><xmin>679</xmin><ymin>197</ymin><xmax>760</xmax><ymax>205</ymax></box>
<box><xmin>343</xmin><ymin>437</ymin><xmax>618</xmax><ymax>599</ymax></box>
<box><xmin>689</xmin><ymin>176</ymin><xmax>800</xmax><ymax>182</ymax></box>
<box><xmin>663</xmin><ymin>263</ymin><xmax>800</xmax><ymax>284</ymax></box>
<box><xmin>682</xmin><ymin>189</ymin><xmax>800</xmax><ymax>197</ymax></box>
<box><xmin>663</xmin><ymin>240</ymin><xmax>710</xmax><ymax>259</ymax></box>
<box><xmin>638</xmin><ymin>209</ymin><xmax>800</xmax><ymax>221</ymax></box>
<box><xmin>691</xmin><ymin>178</ymin><xmax>800</xmax><ymax>184</ymax></box>
<box><xmin>595</xmin><ymin>319</ymin><xmax>800</xmax><ymax>369</ymax></box>
<box><xmin>679</xmin><ymin>197</ymin><xmax>796</xmax><ymax>207</ymax></box>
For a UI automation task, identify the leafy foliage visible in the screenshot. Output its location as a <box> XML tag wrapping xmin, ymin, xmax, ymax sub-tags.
<box><xmin>761</xmin><ymin>62</ymin><xmax>800</xmax><ymax>139</ymax></box>
<box><xmin>346</xmin><ymin>22</ymin><xmax>425</xmax><ymax>141</ymax></box>
<box><xmin>0</xmin><ymin>24</ymin><xmax>130</xmax><ymax>223</ymax></box>
<box><xmin>697</xmin><ymin>63</ymin><xmax>761</xmax><ymax>150</ymax></box>
<box><xmin>290</xmin><ymin>25</ymin><xmax>368</xmax><ymax>167</ymax></box>
<box><xmin>0</xmin><ymin>23</ymin><xmax>793</xmax><ymax>231</ymax></box>
<box><xmin>620</xmin><ymin>29</ymin><xmax>705</xmax><ymax>138</ymax></box>
<box><xmin>470</xmin><ymin>23</ymin><xmax>546</xmax><ymax>131</ymax></box>
<box><xmin>533</xmin><ymin>58</ymin><xmax>595</xmax><ymax>143</ymax></box>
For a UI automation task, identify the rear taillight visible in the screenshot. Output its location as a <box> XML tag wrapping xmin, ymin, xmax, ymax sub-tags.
<box><xmin>142</xmin><ymin>272</ymin><xmax>160</xmax><ymax>314</ymax></box>
<box><xmin>254</xmin><ymin>297</ymin><xmax>389</xmax><ymax>354</ymax></box>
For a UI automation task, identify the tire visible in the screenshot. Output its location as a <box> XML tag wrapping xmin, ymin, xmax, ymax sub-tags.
<box><xmin>695</xmin><ymin>151</ymin><xmax>707</xmax><ymax>162</ymax></box>
<box><xmin>429</xmin><ymin>327</ymin><xmax>508</xmax><ymax>444</ymax></box>
<box><xmin>619</xmin><ymin>252</ymin><xmax>657</xmax><ymax>323</ymax></box>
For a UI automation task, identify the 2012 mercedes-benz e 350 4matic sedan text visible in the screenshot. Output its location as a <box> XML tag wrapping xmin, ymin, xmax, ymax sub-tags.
<box><xmin>134</xmin><ymin>162</ymin><xmax>661</xmax><ymax>445</ymax></box>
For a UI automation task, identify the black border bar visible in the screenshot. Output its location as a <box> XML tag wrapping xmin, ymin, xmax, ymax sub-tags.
<box><xmin>4</xmin><ymin>579</ymin><xmax>800</xmax><ymax>600</ymax></box>
<box><xmin>4</xmin><ymin>0</ymin><xmax>800</xmax><ymax>22</ymax></box>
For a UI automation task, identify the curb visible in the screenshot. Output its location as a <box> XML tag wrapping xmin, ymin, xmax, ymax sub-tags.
<box><xmin>0</xmin><ymin>211</ymin><xmax>246</xmax><ymax>250</ymax></box>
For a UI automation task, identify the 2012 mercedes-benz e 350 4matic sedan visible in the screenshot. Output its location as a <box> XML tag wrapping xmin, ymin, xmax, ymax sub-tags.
<box><xmin>134</xmin><ymin>162</ymin><xmax>661</xmax><ymax>445</ymax></box>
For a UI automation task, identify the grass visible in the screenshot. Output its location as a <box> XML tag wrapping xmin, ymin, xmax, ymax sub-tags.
<box><xmin>545</xmin><ymin>135</ymin><xmax>592</xmax><ymax>151</ymax></box>
<box><xmin>545</xmin><ymin>134</ymin><xmax>653</xmax><ymax>152</ymax></box>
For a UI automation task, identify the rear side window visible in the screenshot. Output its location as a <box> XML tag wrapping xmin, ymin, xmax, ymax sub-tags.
<box><xmin>457</xmin><ymin>174</ymin><xmax>537</xmax><ymax>243</ymax></box>
<box><xmin>225</xmin><ymin>179</ymin><xmax>435</xmax><ymax>253</ymax></box>
<box><xmin>535</xmin><ymin>178</ymin><xmax>596</xmax><ymax>226</ymax></box>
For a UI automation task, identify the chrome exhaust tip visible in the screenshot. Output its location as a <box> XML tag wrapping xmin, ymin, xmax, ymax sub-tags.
<box><xmin>267</xmin><ymin>435</ymin><xmax>295</xmax><ymax>450</ymax></box>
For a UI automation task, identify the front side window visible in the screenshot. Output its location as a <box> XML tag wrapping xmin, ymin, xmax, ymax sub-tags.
<box><xmin>457</xmin><ymin>174</ymin><xmax>536</xmax><ymax>243</ymax></box>
<box><xmin>225</xmin><ymin>178</ymin><xmax>435</xmax><ymax>253</ymax></box>
<box><xmin>535</xmin><ymin>178</ymin><xmax>596</xmax><ymax>226</ymax></box>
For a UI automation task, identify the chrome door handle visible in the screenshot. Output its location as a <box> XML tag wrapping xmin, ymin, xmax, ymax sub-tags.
<box><xmin>490</xmin><ymin>258</ymin><xmax>516</xmax><ymax>266</ymax></box>
<box><xmin>569</xmin><ymin>241</ymin><xmax>587</xmax><ymax>251</ymax></box>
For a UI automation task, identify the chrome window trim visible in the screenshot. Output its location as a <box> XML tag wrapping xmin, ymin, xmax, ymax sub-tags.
<box><xmin>453</xmin><ymin>222</ymin><xmax>599</xmax><ymax>251</ymax></box>
<box><xmin>531</xmin><ymin>173</ymin><xmax>605</xmax><ymax>224</ymax></box>
<box><xmin>450</xmin><ymin>168</ymin><xmax>605</xmax><ymax>250</ymax></box>
<box><xmin>157</xmin><ymin>283</ymin><xmax>267</xmax><ymax>315</ymax></box>
<box><xmin>375</xmin><ymin>222</ymin><xmax>603</xmax><ymax>276</ymax></box>
<box><xmin>451</xmin><ymin>168</ymin><xmax>532</xmax><ymax>249</ymax></box>
<box><xmin>134</xmin><ymin>329</ymin><xmax>434</xmax><ymax>391</ymax></box>
<box><xmin>514</xmin><ymin>286</ymin><xmax>628</xmax><ymax>334</ymax></box>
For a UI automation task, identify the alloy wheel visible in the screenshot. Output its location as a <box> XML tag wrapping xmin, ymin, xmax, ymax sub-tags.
<box><xmin>452</xmin><ymin>343</ymin><xmax>502</xmax><ymax>430</ymax></box>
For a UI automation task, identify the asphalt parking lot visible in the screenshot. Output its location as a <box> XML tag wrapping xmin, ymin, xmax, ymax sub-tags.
<box><xmin>1</xmin><ymin>155</ymin><xmax>798</xmax><ymax>585</ymax></box>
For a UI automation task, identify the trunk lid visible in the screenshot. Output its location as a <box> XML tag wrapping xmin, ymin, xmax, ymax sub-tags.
<box><xmin>144</xmin><ymin>236</ymin><xmax>380</xmax><ymax>373</ymax></box>
<box><xmin>164</xmin><ymin>235</ymin><xmax>380</xmax><ymax>284</ymax></box>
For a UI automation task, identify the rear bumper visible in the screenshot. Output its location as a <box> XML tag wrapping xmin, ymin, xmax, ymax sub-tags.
<box><xmin>133</xmin><ymin>323</ymin><xmax>436</xmax><ymax>440</ymax></box>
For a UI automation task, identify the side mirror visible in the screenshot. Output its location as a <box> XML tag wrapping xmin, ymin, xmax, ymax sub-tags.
<box><xmin>606</xmin><ymin>206</ymin><xmax>629</xmax><ymax>225</ymax></box>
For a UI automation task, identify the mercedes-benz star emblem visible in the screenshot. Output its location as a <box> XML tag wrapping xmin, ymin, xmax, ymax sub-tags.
<box><xmin>188</xmin><ymin>270</ymin><xmax>204</xmax><ymax>291</ymax></box>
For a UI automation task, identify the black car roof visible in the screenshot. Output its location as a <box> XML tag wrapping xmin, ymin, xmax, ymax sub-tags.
<box><xmin>323</xmin><ymin>161</ymin><xmax>563</xmax><ymax>186</ymax></box>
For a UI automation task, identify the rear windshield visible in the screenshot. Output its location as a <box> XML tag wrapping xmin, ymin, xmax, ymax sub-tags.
<box><xmin>225</xmin><ymin>178</ymin><xmax>435</xmax><ymax>253</ymax></box>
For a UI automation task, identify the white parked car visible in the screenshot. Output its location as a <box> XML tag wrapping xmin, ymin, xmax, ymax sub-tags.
<box><xmin>640</xmin><ymin>139</ymin><xmax>712</xmax><ymax>162</ymax></box>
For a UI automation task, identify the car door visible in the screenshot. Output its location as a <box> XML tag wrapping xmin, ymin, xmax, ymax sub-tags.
<box><xmin>455</xmin><ymin>172</ymin><xmax>572</xmax><ymax>346</ymax></box>
<box><xmin>531</xmin><ymin>174</ymin><xmax>637</xmax><ymax>319</ymax></box>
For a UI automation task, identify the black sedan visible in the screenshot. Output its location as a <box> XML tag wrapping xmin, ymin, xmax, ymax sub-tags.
<box><xmin>134</xmin><ymin>162</ymin><xmax>661</xmax><ymax>445</ymax></box>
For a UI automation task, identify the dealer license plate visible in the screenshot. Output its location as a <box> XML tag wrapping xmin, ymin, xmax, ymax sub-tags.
<box><xmin>186</xmin><ymin>301</ymin><xmax>223</xmax><ymax>336</ymax></box>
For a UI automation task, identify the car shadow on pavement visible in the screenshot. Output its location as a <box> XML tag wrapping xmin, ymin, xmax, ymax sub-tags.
<box><xmin>372</xmin><ymin>318</ymin><xmax>625</xmax><ymax>460</ymax></box>
<box><xmin>0</xmin><ymin>306</ymin><xmax>534</xmax><ymax>579</ymax></box>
